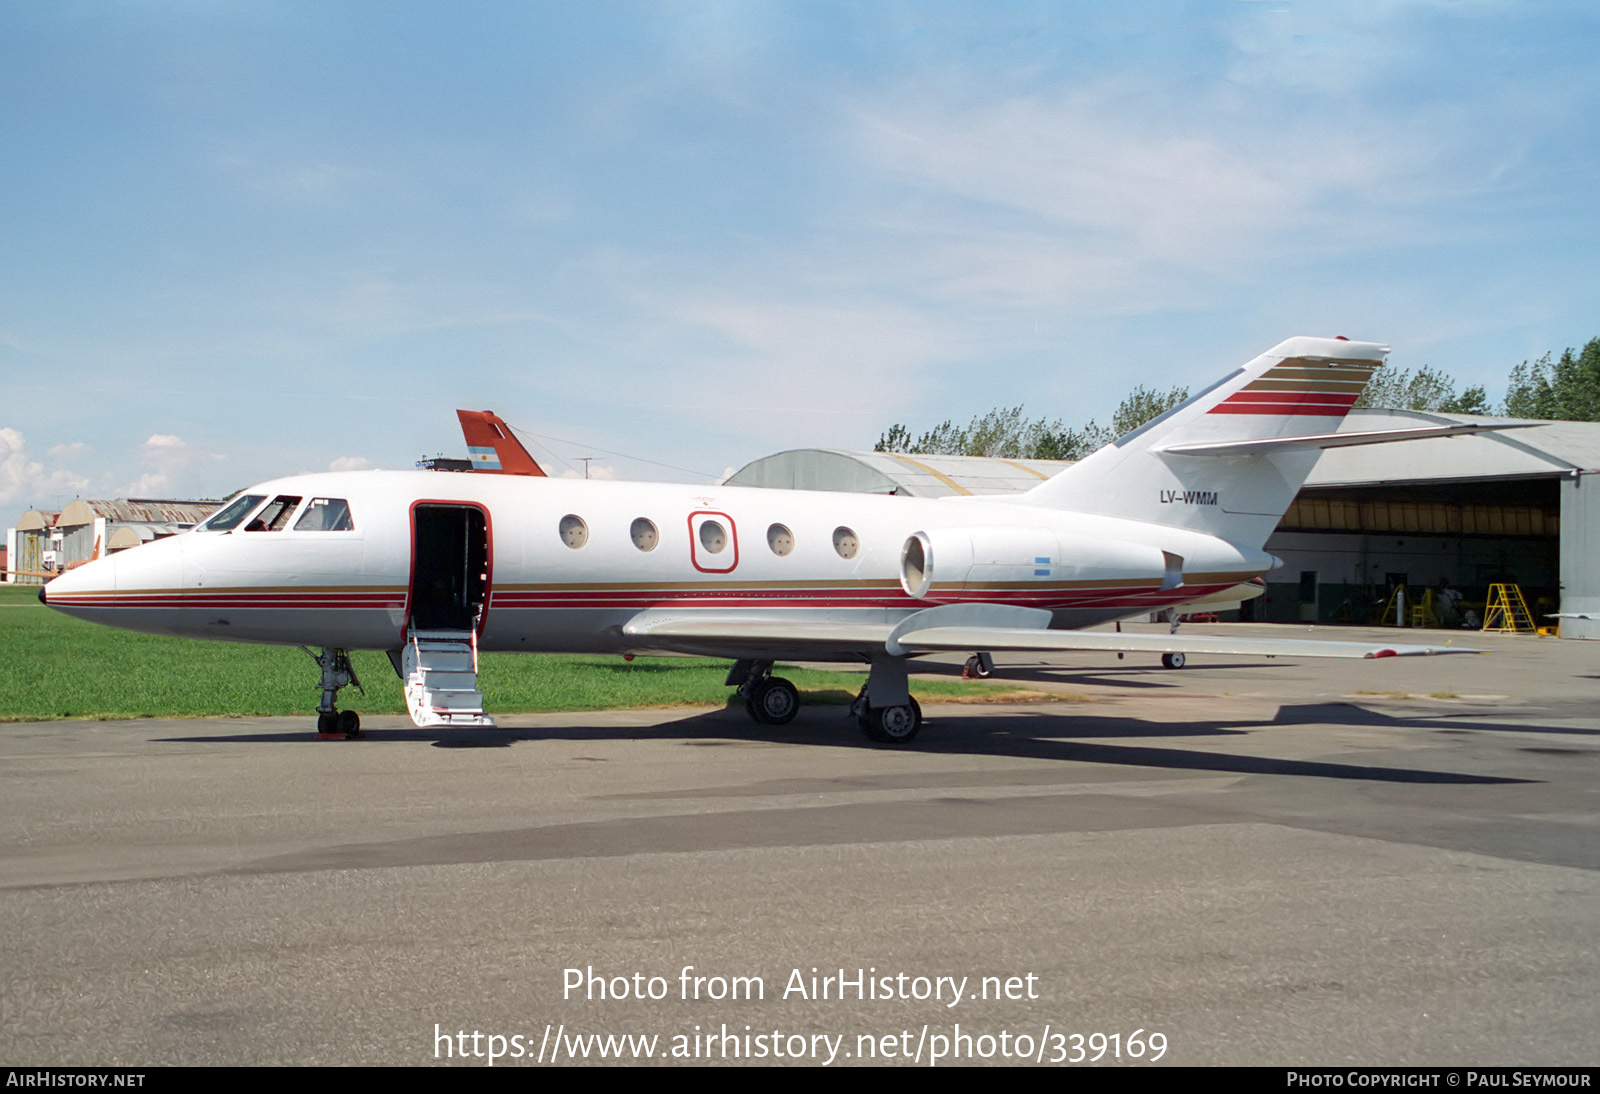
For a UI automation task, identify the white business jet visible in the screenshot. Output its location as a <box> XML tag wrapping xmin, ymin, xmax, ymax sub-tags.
<box><xmin>41</xmin><ymin>337</ymin><xmax>1496</xmax><ymax>743</ymax></box>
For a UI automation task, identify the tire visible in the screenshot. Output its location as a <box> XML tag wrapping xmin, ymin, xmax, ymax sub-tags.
<box><xmin>746</xmin><ymin>677</ymin><xmax>800</xmax><ymax>725</ymax></box>
<box><xmin>337</xmin><ymin>709</ymin><xmax>361</xmax><ymax>738</ymax></box>
<box><xmin>860</xmin><ymin>697</ymin><xmax>922</xmax><ymax>745</ymax></box>
<box><xmin>1161</xmin><ymin>652</ymin><xmax>1186</xmax><ymax>670</ymax></box>
<box><xmin>964</xmin><ymin>655</ymin><xmax>993</xmax><ymax>679</ymax></box>
<box><xmin>316</xmin><ymin>712</ymin><xmax>339</xmax><ymax>736</ymax></box>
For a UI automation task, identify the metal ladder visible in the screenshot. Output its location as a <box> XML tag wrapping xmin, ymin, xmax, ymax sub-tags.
<box><xmin>401</xmin><ymin>629</ymin><xmax>495</xmax><ymax>727</ymax></box>
<box><xmin>1482</xmin><ymin>584</ymin><xmax>1536</xmax><ymax>634</ymax></box>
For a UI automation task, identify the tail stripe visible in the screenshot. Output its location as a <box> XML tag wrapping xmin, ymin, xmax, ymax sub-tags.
<box><xmin>1209</xmin><ymin>359</ymin><xmax>1377</xmax><ymax>418</ymax></box>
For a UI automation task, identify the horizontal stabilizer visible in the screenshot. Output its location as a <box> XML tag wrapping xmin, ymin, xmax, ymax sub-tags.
<box><xmin>1158</xmin><ymin>422</ymin><xmax>1534</xmax><ymax>457</ymax></box>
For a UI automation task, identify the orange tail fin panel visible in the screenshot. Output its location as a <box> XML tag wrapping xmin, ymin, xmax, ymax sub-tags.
<box><xmin>456</xmin><ymin>410</ymin><xmax>547</xmax><ymax>476</ymax></box>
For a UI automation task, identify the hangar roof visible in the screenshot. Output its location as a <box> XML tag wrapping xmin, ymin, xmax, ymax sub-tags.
<box><xmin>726</xmin><ymin>449</ymin><xmax>1070</xmax><ymax>498</ymax></box>
<box><xmin>1307</xmin><ymin>410</ymin><xmax>1600</xmax><ymax>487</ymax></box>
<box><xmin>56</xmin><ymin>497</ymin><xmax>221</xmax><ymax>529</ymax></box>
<box><xmin>730</xmin><ymin>412</ymin><xmax>1600</xmax><ymax>498</ymax></box>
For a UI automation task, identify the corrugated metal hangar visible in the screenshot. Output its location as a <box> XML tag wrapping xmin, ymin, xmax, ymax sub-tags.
<box><xmin>726</xmin><ymin>409</ymin><xmax>1600</xmax><ymax>639</ymax></box>
<box><xmin>5</xmin><ymin>497</ymin><xmax>220</xmax><ymax>582</ymax></box>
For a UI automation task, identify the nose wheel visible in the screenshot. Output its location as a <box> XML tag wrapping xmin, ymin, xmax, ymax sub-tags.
<box><xmin>316</xmin><ymin>709</ymin><xmax>363</xmax><ymax>738</ymax></box>
<box><xmin>304</xmin><ymin>647</ymin><xmax>365</xmax><ymax>739</ymax></box>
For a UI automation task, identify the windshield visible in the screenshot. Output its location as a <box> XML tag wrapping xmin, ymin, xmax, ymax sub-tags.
<box><xmin>199</xmin><ymin>494</ymin><xmax>266</xmax><ymax>532</ymax></box>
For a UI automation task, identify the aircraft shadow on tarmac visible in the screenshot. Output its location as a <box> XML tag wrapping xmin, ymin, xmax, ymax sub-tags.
<box><xmin>153</xmin><ymin>697</ymin><xmax>1549</xmax><ymax>786</ymax></box>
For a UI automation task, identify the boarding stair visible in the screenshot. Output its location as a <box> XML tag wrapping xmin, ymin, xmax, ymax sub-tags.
<box><xmin>402</xmin><ymin>629</ymin><xmax>495</xmax><ymax>727</ymax></box>
<box><xmin>1481</xmin><ymin>584</ymin><xmax>1536</xmax><ymax>635</ymax></box>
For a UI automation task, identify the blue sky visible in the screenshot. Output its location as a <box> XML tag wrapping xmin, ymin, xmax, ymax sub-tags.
<box><xmin>4</xmin><ymin>1</ymin><xmax>1598</xmax><ymax>532</ymax></box>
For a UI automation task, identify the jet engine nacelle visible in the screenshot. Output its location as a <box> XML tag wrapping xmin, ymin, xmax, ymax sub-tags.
<box><xmin>899</xmin><ymin>526</ymin><xmax>1178</xmax><ymax>599</ymax></box>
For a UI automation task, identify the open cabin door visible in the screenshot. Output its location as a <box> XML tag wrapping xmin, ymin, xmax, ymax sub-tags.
<box><xmin>408</xmin><ymin>504</ymin><xmax>490</xmax><ymax>634</ymax></box>
<box><xmin>402</xmin><ymin>504</ymin><xmax>495</xmax><ymax>727</ymax></box>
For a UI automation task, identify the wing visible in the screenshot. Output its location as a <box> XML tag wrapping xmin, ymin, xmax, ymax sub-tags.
<box><xmin>891</xmin><ymin>626</ymin><xmax>1478</xmax><ymax>659</ymax></box>
<box><xmin>621</xmin><ymin>604</ymin><xmax>1481</xmax><ymax>661</ymax></box>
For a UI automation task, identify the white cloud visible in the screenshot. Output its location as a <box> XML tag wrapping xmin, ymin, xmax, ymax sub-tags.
<box><xmin>48</xmin><ymin>441</ymin><xmax>91</xmax><ymax>459</ymax></box>
<box><xmin>119</xmin><ymin>472</ymin><xmax>173</xmax><ymax>497</ymax></box>
<box><xmin>214</xmin><ymin>150</ymin><xmax>371</xmax><ymax>204</ymax></box>
<box><xmin>0</xmin><ymin>427</ymin><xmax>90</xmax><ymax>507</ymax></box>
<box><xmin>116</xmin><ymin>434</ymin><xmax>223</xmax><ymax>497</ymax></box>
<box><xmin>851</xmin><ymin>90</ymin><xmax>1448</xmax><ymax>297</ymax></box>
<box><xmin>328</xmin><ymin>456</ymin><xmax>372</xmax><ymax>472</ymax></box>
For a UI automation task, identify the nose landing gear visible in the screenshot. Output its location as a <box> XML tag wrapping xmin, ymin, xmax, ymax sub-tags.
<box><xmin>303</xmin><ymin>647</ymin><xmax>365</xmax><ymax>739</ymax></box>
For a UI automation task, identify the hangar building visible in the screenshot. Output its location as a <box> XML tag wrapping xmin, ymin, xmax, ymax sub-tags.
<box><xmin>4</xmin><ymin>498</ymin><xmax>220</xmax><ymax>583</ymax></box>
<box><xmin>726</xmin><ymin>410</ymin><xmax>1600</xmax><ymax>639</ymax></box>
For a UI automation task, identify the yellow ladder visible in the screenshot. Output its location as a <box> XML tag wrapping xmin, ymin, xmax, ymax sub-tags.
<box><xmin>1409</xmin><ymin>589</ymin><xmax>1439</xmax><ymax>629</ymax></box>
<box><xmin>1482</xmin><ymin>584</ymin><xmax>1536</xmax><ymax>634</ymax></box>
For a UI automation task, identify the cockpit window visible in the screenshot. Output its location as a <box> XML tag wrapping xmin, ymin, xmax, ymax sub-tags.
<box><xmin>293</xmin><ymin>497</ymin><xmax>355</xmax><ymax>532</ymax></box>
<box><xmin>246</xmin><ymin>495</ymin><xmax>302</xmax><ymax>532</ymax></box>
<box><xmin>200</xmin><ymin>494</ymin><xmax>266</xmax><ymax>532</ymax></box>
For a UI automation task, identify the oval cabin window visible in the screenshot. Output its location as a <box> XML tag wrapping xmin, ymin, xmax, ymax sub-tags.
<box><xmin>559</xmin><ymin>514</ymin><xmax>589</xmax><ymax>549</ymax></box>
<box><xmin>833</xmin><ymin>526</ymin><xmax>859</xmax><ymax>559</ymax></box>
<box><xmin>767</xmin><ymin>523</ymin><xmax>794</xmax><ymax>556</ymax></box>
<box><xmin>630</xmin><ymin>518</ymin><xmax>659</xmax><ymax>552</ymax></box>
<box><xmin>699</xmin><ymin>520</ymin><xmax>727</xmax><ymax>554</ymax></box>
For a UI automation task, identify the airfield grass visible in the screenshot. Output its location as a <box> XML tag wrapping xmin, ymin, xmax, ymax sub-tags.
<box><xmin>0</xmin><ymin>583</ymin><xmax>1028</xmax><ymax>721</ymax></box>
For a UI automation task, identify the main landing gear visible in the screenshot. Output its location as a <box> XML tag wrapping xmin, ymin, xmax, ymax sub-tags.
<box><xmin>303</xmin><ymin>647</ymin><xmax>365</xmax><ymax>739</ymax></box>
<box><xmin>851</xmin><ymin>653</ymin><xmax>922</xmax><ymax>745</ymax></box>
<box><xmin>727</xmin><ymin>660</ymin><xmax>800</xmax><ymax>725</ymax></box>
<box><xmin>852</xmin><ymin>690</ymin><xmax>923</xmax><ymax>744</ymax></box>
<box><xmin>1158</xmin><ymin>609</ymin><xmax>1186</xmax><ymax>669</ymax></box>
<box><xmin>726</xmin><ymin>655</ymin><xmax>925</xmax><ymax>745</ymax></box>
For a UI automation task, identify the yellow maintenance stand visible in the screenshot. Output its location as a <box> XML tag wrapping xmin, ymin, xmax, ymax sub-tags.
<box><xmin>1482</xmin><ymin>584</ymin><xmax>1537</xmax><ymax>634</ymax></box>
<box><xmin>1379</xmin><ymin>586</ymin><xmax>1440</xmax><ymax>628</ymax></box>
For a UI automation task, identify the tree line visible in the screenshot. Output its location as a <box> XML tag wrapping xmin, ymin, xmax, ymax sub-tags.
<box><xmin>876</xmin><ymin>336</ymin><xmax>1600</xmax><ymax>459</ymax></box>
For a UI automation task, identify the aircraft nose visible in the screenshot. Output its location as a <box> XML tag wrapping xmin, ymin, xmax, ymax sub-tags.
<box><xmin>37</xmin><ymin>553</ymin><xmax>116</xmax><ymax>609</ymax></box>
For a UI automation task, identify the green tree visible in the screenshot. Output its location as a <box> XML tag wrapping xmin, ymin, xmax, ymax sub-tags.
<box><xmin>874</xmin><ymin>384</ymin><xmax>1189</xmax><ymax>460</ymax></box>
<box><xmin>1108</xmin><ymin>384</ymin><xmax>1189</xmax><ymax>436</ymax></box>
<box><xmin>1503</xmin><ymin>337</ymin><xmax>1600</xmax><ymax>420</ymax></box>
<box><xmin>1354</xmin><ymin>365</ymin><xmax>1490</xmax><ymax>414</ymax></box>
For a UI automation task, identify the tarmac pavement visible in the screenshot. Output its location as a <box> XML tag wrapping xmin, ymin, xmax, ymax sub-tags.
<box><xmin>2</xmin><ymin>624</ymin><xmax>1596</xmax><ymax>1066</ymax></box>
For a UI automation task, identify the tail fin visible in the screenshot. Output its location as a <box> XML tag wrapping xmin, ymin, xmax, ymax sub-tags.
<box><xmin>456</xmin><ymin>410</ymin><xmax>547</xmax><ymax>477</ymax></box>
<box><xmin>1016</xmin><ymin>336</ymin><xmax>1387</xmax><ymax>549</ymax></box>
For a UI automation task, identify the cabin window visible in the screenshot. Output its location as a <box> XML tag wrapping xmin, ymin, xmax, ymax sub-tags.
<box><xmin>688</xmin><ymin>511</ymin><xmax>738</xmax><ymax>573</ymax></box>
<box><xmin>630</xmin><ymin>518</ymin><xmax>659</xmax><ymax>552</ymax></box>
<box><xmin>293</xmin><ymin>497</ymin><xmax>354</xmax><ymax>531</ymax></box>
<box><xmin>767</xmin><ymin>523</ymin><xmax>794</xmax><ymax>556</ymax></box>
<box><xmin>832</xmin><ymin>526</ymin><xmax>859</xmax><ymax>559</ymax></box>
<box><xmin>699</xmin><ymin>520</ymin><xmax>728</xmax><ymax>554</ymax></box>
<box><xmin>246</xmin><ymin>495</ymin><xmax>302</xmax><ymax>532</ymax></box>
<box><xmin>559</xmin><ymin>514</ymin><xmax>589</xmax><ymax>549</ymax></box>
<box><xmin>200</xmin><ymin>494</ymin><xmax>266</xmax><ymax>532</ymax></box>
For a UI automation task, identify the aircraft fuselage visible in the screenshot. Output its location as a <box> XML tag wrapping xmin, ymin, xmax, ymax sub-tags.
<box><xmin>41</xmin><ymin>469</ymin><xmax>1271</xmax><ymax>660</ymax></box>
